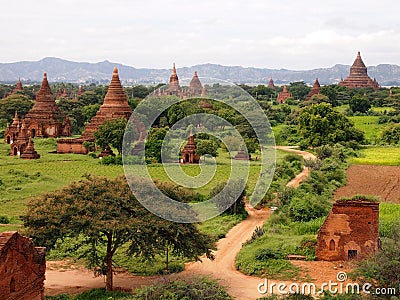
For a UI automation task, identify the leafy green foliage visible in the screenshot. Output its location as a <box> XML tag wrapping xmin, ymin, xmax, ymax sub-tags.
<box><xmin>22</xmin><ymin>176</ymin><xmax>214</xmax><ymax>291</ymax></box>
<box><xmin>349</xmin><ymin>94</ymin><xmax>371</xmax><ymax>113</ymax></box>
<box><xmin>297</xmin><ymin>103</ymin><xmax>364</xmax><ymax>147</ymax></box>
<box><xmin>0</xmin><ymin>94</ymin><xmax>33</xmax><ymax>126</ymax></box>
<box><xmin>381</xmin><ymin>124</ymin><xmax>400</xmax><ymax>145</ymax></box>
<box><xmin>131</xmin><ymin>276</ymin><xmax>233</xmax><ymax>300</ymax></box>
<box><xmin>94</xmin><ymin>117</ymin><xmax>128</xmax><ymax>154</ymax></box>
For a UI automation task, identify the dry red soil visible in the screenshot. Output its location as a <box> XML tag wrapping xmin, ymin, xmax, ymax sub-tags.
<box><xmin>335</xmin><ymin>164</ymin><xmax>400</xmax><ymax>202</ymax></box>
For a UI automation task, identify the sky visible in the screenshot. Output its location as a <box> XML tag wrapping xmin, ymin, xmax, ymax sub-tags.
<box><xmin>1</xmin><ymin>0</ymin><xmax>400</xmax><ymax>70</ymax></box>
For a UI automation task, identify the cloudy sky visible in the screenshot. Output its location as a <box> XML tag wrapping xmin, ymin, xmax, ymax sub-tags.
<box><xmin>1</xmin><ymin>0</ymin><xmax>399</xmax><ymax>70</ymax></box>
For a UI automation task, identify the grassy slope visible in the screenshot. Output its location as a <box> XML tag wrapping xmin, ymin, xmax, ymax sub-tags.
<box><xmin>348</xmin><ymin>116</ymin><xmax>383</xmax><ymax>143</ymax></box>
<box><xmin>350</xmin><ymin>147</ymin><xmax>400</xmax><ymax>166</ymax></box>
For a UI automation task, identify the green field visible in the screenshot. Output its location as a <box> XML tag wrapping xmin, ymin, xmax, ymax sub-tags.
<box><xmin>348</xmin><ymin>115</ymin><xmax>384</xmax><ymax>143</ymax></box>
<box><xmin>351</xmin><ymin>147</ymin><xmax>400</xmax><ymax>166</ymax></box>
<box><xmin>0</xmin><ymin>138</ymin><xmax>293</xmax><ymax>224</ymax></box>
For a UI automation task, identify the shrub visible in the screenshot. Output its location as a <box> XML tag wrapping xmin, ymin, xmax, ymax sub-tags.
<box><xmin>131</xmin><ymin>276</ymin><xmax>233</xmax><ymax>300</ymax></box>
<box><xmin>0</xmin><ymin>215</ymin><xmax>10</xmax><ymax>224</ymax></box>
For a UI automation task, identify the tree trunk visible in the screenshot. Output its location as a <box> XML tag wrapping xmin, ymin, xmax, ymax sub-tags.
<box><xmin>106</xmin><ymin>234</ymin><xmax>113</xmax><ymax>291</ymax></box>
<box><xmin>165</xmin><ymin>242</ymin><xmax>169</xmax><ymax>272</ymax></box>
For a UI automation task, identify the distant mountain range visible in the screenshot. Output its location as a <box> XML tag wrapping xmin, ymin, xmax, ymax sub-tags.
<box><xmin>1</xmin><ymin>57</ymin><xmax>400</xmax><ymax>86</ymax></box>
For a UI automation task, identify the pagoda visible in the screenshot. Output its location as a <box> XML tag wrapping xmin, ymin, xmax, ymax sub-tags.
<box><xmin>305</xmin><ymin>78</ymin><xmax>321</xmax><ymax>101</ymax></box>
<box><xmin>20</xmin><ymin>139</ymin><xmax>40</xmax><ymax>159</ymax></box>
<box><xmin>12</xmin><ymin>78</ymin><xmax>24</xmax><ymax>94</ymax></box>
<box><xmin>165</xmin><ymin>63</ymin><xmax>182</xmax><ymax>95</ymax></box>
<box><xmin>10</xmin><ymin>121</ymin><xmax>29</xmax><ymax>156</ymax></box>
<box><xmin>4</xmin><ymin>111</ymin><xmax>21</xmax><ymax>144</ymax></box>
<box><xmin>277</xmin><ymin>85</ymin><xmax>292</xmax><ymax>104</ymax></box>
<box><xmin>339</xmin><ymin>52</ymin><xmax>379</xmax><ymax>91</ymax></box>
<box><xmin>188</xmin><ymin>71</ymin><xmax>203</xmax><ymax>96</ymax></box>
<box><xmin>19</xmin><ymin>73</ymin><xmax>71</xmax><ymax>138</ymax></box>
<box><xmin>181</xmin><ymin>130</ymin><xmax>200</xmax><ymax>164</ymax></box>
<box><xmin>268</xmin><ymin>77</ymin><xmax>276</xmax><ymax>90</ymax></box>
<box><xmin>57</xmin><ymin>67</ymin><xmax>133</xmax><ymax>154</ymax></box>
<box><xmin>81</xmin><ymin>67</ymin><xmax>132</xmax><ymax>140</ymax></box>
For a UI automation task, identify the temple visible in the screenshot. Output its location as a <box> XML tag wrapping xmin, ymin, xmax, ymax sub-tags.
<box><xmin>305</xmin><ymin>78</ymin><xmax>321</xmax><ymax>101</ymax></box>
<box><xmin>20</xmin><ymin>139</ymin><xmax>40</xmax><ymax>160</ymax></box>
<box><xmin>0</xmin><ymin>231</ymin><xmax>46</xmax><ymax>300</ymax></box>
<box><xmin>277</xmin><ymin>85</ymin><xmax>292</xmax><ymax>104</ymax></box>
<box><xmin>181</xmin><ymin>130</ymin><xmax>200</xmax><ymax>164</ymax></box>
<box><xmin>268</xmin><ymin>77</ymin><xmax>276</xmax><ymax>90</ymax></box>
<box><xmin>12</xmin><ymin>78</ymin><xmax>24</xmax><ymax>94</ymax></box>
<box><xmin>156</xmin><ymin>64</ymin><xmax>205</xmax><ymax>98</ymax></box>
<box><xmin>316</xmin><ymin>199</ymin><xmax>380</xmax><ymax>261</ymax></box>
<box><xmin>57</xmin><ymin>67</ymin><xmax>133</xmax><ymax>154</ymax></box>
<box><xmin>339</xmin><ymin>52</ymin><xmax>379</xmax><ymax>90</ymax></box>
<box><xmin>10</xmin><ymin>73</ymin><xmax>71</xmax><ymax>138</ymax></box>
<box><xmin>188</xmin><ymin>71</ymin><xmax>203</xmax><ymax>96</ymax></box>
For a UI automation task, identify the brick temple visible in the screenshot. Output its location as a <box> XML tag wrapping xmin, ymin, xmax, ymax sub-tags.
<box><xmin>339</xmin><ymin>52</ymin><xmax>379</xmax><ymax>90</ymax></box>
<box><xmin>156</xmin><ymin>64</ymin><xmax>205</xmax><ymax>98</ymax></box>
<box><xmin>268</xmin><ymin>77</ymin><xmax>276</xmax><ymax>90</ymax></box>
<box><xmin>10</xmin><ymin>72</ymin><xmax>71</xmax><ymax>139</ymax></box>
<box><xmin>305</xmin><ymin>78</ymin><xmax>321</xmax><ymax>101</ymax></box>
<box><xmin>181</xmin><ymin>130</ymin><xmax>200</xmax><ymax>164</ymax></box>
<box><xmin>316</xmin><ymin>199</ymin><xmax>380</xmax><ymax>261</ymax></box>
<box><xmin>0</xmin><ymin>231</ymin><xmax>46</xmax><ymax>300</ymax></box>
<box><xmin>57</xmin><ymin>67</ymin><xmax>132</xmax><ymax>154</ymax></box>
<box><xmin>277</xmin><ymin>85</ymin><xmax>292</xmax><ymax>104</ymax></box>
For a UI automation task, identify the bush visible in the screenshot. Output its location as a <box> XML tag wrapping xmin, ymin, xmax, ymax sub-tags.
<box><xmin>131</xmin><ymin>276</ymin><xmax>233</xmax><ymax>300</ymax></box>
<box><xmin>0</xmin><ymin>215</ymin><xmax>10</xmax><ymax>224</ymax></box>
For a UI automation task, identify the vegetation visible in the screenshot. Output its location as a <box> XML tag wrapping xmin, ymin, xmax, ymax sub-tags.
<box><xmin>94</xmin><ymin>117</ymin><xmax>128</xmax><ymax>154</ymax></box>
<box><xmin>237</xmin><ymin>145</ymin><xmax>350</xmax><ymax>278</ymax></box>
<box><xmin>350</xmin><ymin>147</ymin><xmax>400</xmax><ymax>166</ymax></box>
<box><xmin>131</xmin><ymin>276</ymin><xmax>233</xmax><ymax>300</ymax></box>
<box><xmin>23</xmin><ymin>176</ymin><xmax>214</xmax><ymax>291</ymax></box>
<box><xmin>297</xmin><ymin>103</ymin><xmax>364</xmax><ymax>148</ymax></box>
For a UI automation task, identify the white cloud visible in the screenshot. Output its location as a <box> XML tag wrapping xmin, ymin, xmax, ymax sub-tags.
<box><xmin>0</xmin><ymin>0</ymin><xmax>399</xmax><ymax>68</ymax></box>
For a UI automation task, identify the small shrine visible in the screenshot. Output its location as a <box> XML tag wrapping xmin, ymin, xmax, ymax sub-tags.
<box><xmin>277</xmin><ymin>85</ymin><xmax>292</xmax><ymax>104</ymax></box>
<box><xmin>20</xmin><ymin>139</ymin><xmax>40</xmax><ymax>160</ymax></box>
<box><xmin>305</xmin><ymin>78</ymin><xmax>321</xmax><ymax>101</ymax></box>
<box><xmin>316</xmin><ymin>199</ymin><xmax>380</xmax><ymax>261</ymax></box>
<box><xmin>181</xmin><ymin>130</ymin><xmax>200</xmax><ymax>164</ymax></box>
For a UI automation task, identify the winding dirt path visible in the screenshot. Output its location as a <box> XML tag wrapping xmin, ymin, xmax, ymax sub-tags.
<box><xmin>45</xmin><ymin>147</ymin><xmax>315</xmax><ymax>299</ymax></box>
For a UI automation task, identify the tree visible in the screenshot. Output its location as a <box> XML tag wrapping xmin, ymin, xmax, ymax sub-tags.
<box><xmin>297</xmin><ymin>103</ymin><xmax>364</xmax><ymax>147</ymax></box>
<box><xmin>0</xmin><ymin>94</ymin><xmax>33</xmax><ymax>126</ymax></box>
<box><xmin>22</xmin><ymin>176</ymin><xmax>214</xmax><ymax>291</ymax></box>
<box><xmin>82</xmin><ymin>104</ymin><xmax>101</xmax><ymax>123</ymax></box>
<box><xmin>349</xmin><ymin>94</ymin><xmax>371</xmax><ymax>113</ymax></box>
<box><xmin>195</xmin><ymin>140</ymin><xmax>219</xmax><ymax>161</ymax></box>
<box><xmin>288</xmin><ymin>81</ymin><xmax>311</xmax><ymax>101</ymax></box>
<box><xmin>381</xmin><ymin>124</ymin><xmax>400</xmax><ymax>145</ymax></box>
<box><xmin>320</xmin><ymin>85</ymin><xmax>339</xmax><ymax>106</ymax></box>
<box><xmin>94</xmin><ymin>117</ymin><xmax>128</xmax><ymax>154</ymax></box>
<box><xmin>145</xmin><ymin>127</ymin><xmax>168</xmax><ymax>163</ymax></box>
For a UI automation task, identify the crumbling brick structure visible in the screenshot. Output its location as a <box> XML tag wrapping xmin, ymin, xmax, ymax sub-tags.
<box><xmin>0</xmin><ymin>231</ymin><xmax>46</xmax><ymax>300</ymax></box>
<box><xmin>316</xmin><ymin>199</ymin><xmax>379</xmax><ymax>261</ymax></box>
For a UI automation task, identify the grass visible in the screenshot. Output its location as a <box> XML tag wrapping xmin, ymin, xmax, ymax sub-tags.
<box><xmin>348</xmin><ymin>116</ymin><xmax>384</xmax><ymax>143</ymax></box>
<box><xmin>350</xmin><ymin>147</ymin><xmax>400</xmax><ymax>166</ymax></box>
<box><xmin>379</xmin><ymin>203</ymin><xmax>400</xmax><ymax>238</ymax></box>
<box><xmin>0</xmin><ymin>138</ymin><xmax>289</xmax><ymax>225</ymax></box>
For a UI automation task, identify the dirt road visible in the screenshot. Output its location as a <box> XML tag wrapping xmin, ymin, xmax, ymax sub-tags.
<box><xmin>45</xmin><ymin>146</ymin><xmax>315</xmax><ymax>299</ymax></box>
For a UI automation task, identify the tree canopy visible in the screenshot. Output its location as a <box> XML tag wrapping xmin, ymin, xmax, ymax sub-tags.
<box><xmin>22</xmin><ymin>176</ymin><xmax>214</xmax><ymax>291</ymax></box>
<box><xmin>94</xmin><ymin>117</ymin><xmax>128</xmax><ymax>154</ymax></box>
<box><xmin>297</xmin><ymin>103</ymin><xmax>364</xmax><ymax>147</ymax></box>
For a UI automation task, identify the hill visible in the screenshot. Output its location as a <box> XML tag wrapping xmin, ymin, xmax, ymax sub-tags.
<box><xmin>1</xmin><ymin>57</ymin><xmax>400</xmax><ymax>86</ymax></box>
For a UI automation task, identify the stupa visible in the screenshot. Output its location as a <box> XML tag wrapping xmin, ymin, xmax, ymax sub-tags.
<box><xmin>20</xmin><ymin>139</ymin><xmax>40</xmax><ymax>159</ymax></box>
<box><xmin>10</xmin><ymin>121</ymin><xmax>29</xmax><ymax>156</ymax></box>
<box><xmin>268</xmin><ymin>77</ymin><xmax>276</xmax><ymax>90</ymax></box>
<box><xmin>188</xmin><ymin>71</ymin><xmax>203</xmax><ymax>96</ymax></box>
<box><xmin>181</xmin><ymin>130</ymin><xmax>200</xmax><ymax>164</ymax></box>
<box><xmin>81</xmin><ymin>67</ymin><xmax>132</xmax><ymax>140</ymax></box>
<box><xmin>57</xmin><ymin>67</ymin><xmax>133</xmax><ymax>154</ymax></box>
<box><xmin>339</xmin><ymin>52</ymin><xmax>379</xmax><ymax>90</ymax></box>
<box><xmin>12</xmin><ymin>78</ymin><xmax>24</xmax><ymax>94</ymax></box>
<box><xmin>4</xmin><ymin>111</ymin><xmax>20</xmax><ymax>144</ymax></box>
<box><xmin>277</xmin><ymin>85</ymin><xmax>292</xmax><ymax>104</ymax></box>
<box><xmin>305</xmin><ymin>78</ymin><xmax>321</xmax><ymax>101</ymax></box>
<box><xmin>21</xmin><ymin>73</ymin><xmax>71</xmax><ymax>138</ymax></box>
